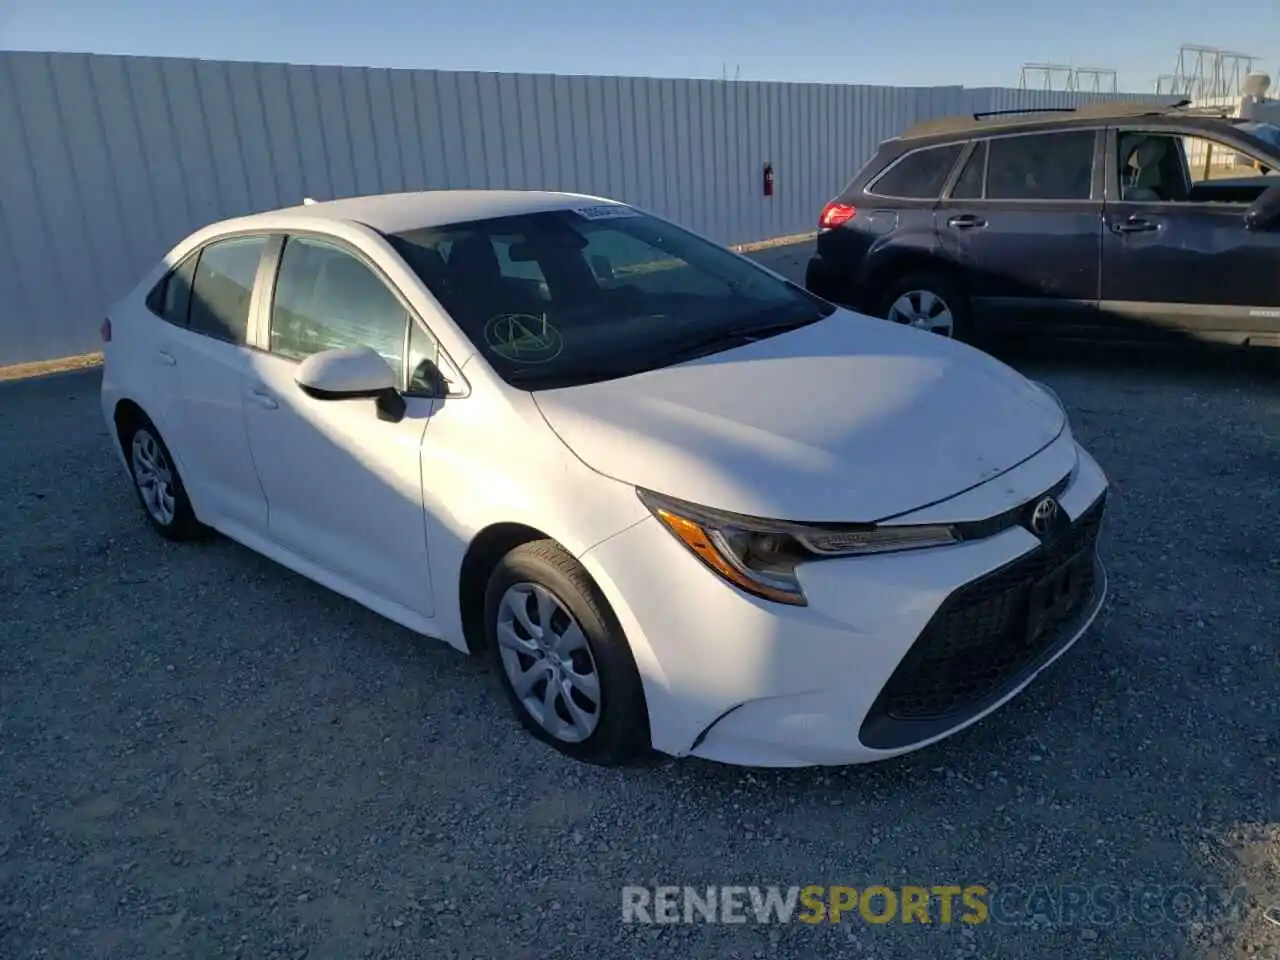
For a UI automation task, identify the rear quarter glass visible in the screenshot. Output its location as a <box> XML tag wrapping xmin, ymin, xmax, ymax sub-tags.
<box><xmin>840</xmin><ymin>147</ymin><xmax>902</xmax><ymax>199</ymax></box>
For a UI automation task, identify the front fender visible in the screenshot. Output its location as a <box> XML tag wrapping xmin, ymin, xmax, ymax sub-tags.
<box><xmin>418</xmin><ymin>389</ymin><xmax>651</xmax><ymax>652</ymax></box>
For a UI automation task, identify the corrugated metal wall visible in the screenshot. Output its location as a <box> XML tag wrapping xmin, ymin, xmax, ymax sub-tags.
<box><xmin>0</xmin><ymin>51</ymin><xmax>1173</xmax><ymax>365</ymax></box>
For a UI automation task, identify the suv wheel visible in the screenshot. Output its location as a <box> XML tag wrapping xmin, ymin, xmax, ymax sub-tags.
<box><xmin>878</xmin><ymin>272</ymin><xmax>971</xmax><ymax>341</ymax></box>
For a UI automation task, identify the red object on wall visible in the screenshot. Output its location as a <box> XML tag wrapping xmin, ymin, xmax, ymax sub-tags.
<box><xmin>763</xmin><ymin>162</ymin><xmax>774</xmax><ymax>197</ymax></box>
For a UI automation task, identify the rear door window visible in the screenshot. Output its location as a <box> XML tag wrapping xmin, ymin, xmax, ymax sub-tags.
<box><xmin>950</xmin><ymin>142</ymin><xmax>987</xmax><ymax>199</ymax></box>
<box><xmin>188</xmin><ymin>236</ymin><xmax>269</xmax><ymax>345</ymax></box>
<box><xmin>985</xmin><ymin>131</ymin><xmax>1096</xmax><ymax>201</ymax></box>
<box><xmin>869</xmin><ymin>144</ymin><xmax>964</xmax><ymax>199</ymax></box>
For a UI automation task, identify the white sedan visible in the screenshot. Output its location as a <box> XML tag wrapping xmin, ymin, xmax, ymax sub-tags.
<box><xmin>100</xmin><ymin>190</ymin><xmax>1109</xmax><ymax>768</ymax></box>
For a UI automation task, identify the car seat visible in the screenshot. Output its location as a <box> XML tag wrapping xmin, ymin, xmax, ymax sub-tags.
<box><xmin>444</xmin><ymin>234</ymin><xmax>550</xmax><ymax>325</ymax></box>
<box><xmin>446</xmin><ymin>235</ymin><xmax>504</xmax><ymax>291</ymax></box>
<box><xmin>1122</xmin><ymin>138</ymin><xmax>1168</xmax><ymax>202</ymax></box>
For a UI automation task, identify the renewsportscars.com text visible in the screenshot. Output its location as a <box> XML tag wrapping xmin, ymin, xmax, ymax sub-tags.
<box><xmin>621</xmin><ymin>884</ymin><xmax>1251</xmax><ymax>926</ymax></box>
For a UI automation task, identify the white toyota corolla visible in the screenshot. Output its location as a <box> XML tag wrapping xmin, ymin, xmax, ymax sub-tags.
<box><xmin>100</xmin><ymin>190</ymin><xmax>1109</xmax><ymax>768</ymax></box>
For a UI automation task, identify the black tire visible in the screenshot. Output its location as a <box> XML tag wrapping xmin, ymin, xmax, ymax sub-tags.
<box><xmin>485</xmin><ymin>539</ymin><xmax>650</xmax><ymax>765</ymax></box>
<box><xmin>876</xmin><ymin>271</ymin><xmax>973</xmax><ymax>342</ymax></box>
<box><xmin>117</xmin><ymin>412</ymin><xmax>209</xmax><ymax>542</ymax></box>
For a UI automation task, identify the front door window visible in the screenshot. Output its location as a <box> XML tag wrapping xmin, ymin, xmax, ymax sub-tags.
<box><xmin>269</xmin><ymin>237</ymin><xmax>409</xmax><ymax>382</ymax></box>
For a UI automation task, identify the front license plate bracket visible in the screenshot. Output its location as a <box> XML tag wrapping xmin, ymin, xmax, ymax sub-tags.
<box><xmin>1027</xmin><ymin>552</ymin><xmax>1088</xmax><ymax>641</ymax></box>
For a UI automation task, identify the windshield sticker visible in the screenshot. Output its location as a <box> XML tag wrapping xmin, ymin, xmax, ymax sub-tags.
<box><xmin>484</xmin><ymin>313</ymin><xmax>564</xmax><ymax>364</ymax></box>
<box><xmin>572</xmin><ymin>204</ymin><xmax>640</xmax><ymax>220</ymax></box>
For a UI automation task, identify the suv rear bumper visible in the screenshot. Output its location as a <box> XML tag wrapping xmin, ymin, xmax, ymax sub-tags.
<box><xmin>805</xmin><ymin>255</ymin><xmax>868</xmax><ymax>311</ymax></box>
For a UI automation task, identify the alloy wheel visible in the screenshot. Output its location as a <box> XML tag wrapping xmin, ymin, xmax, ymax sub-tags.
<box><xmin>887</xmin><ymin>290</ymin><xmax>954</xmax><ymax>336</ymax></box>
<box><xmin>130</xmin><ymin>428</ymin><xmax>177</xmax><ymax>526</ymax></box>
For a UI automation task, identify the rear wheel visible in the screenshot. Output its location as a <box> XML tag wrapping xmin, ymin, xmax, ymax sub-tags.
<box><xmin>118</xmin><ymin>413</ymin><xmax>208</xmax><ymax>541</ymax></box>
<box><xmin>878</xmin><ymin>271</ymin><xmax>972</xmax><ymax>341</ymax></box>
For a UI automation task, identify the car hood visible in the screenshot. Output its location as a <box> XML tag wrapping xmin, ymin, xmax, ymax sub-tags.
<box><xmin>533</xmin><ymin>310</ymin><xmax>1066</xmax><ymax>522</ymax></box>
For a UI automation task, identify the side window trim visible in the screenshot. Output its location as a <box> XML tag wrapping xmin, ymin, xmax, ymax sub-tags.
<box><xmin>963</xmin><ymin>127</ymin><xmax>1101</xmax><ymax>204</ymax></box>
<box><xmin>943</xmin><ymin>139</ymin><xmax>987</xmax><ymax>200</ymax></box>
<box><xmin>1104</xmin><ymin>126</ymin><xmax>1123</xmax><ymax>201</ymax></box>
<box><xmin>406</xmin><ymin>315</ymin><xmax>469</xmax><ymax>400</ymax></box>
<box><xmin>260</xmin><ymin>230</ymin><xmax>468</xmax><ymax>399</ymax></box>
<box><xmin>864</xmin><ymin>143</ymin><xmax>964</xmax><ymax>201</ymax></box>
<box><xmin>244</xmin><ymin>233</ymin><xmax>284</xmax><ymax>353</ymax></box>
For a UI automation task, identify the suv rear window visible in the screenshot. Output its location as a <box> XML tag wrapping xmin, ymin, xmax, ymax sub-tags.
<box><xmin>984</xmin><ymin>131</ymin><xmax>1095</xmax><ymax>201</ymax></box>
<box><xmin>868</xmin><ymin>144</ymin><xmax>963</xmax><ymax>199</ymax></box>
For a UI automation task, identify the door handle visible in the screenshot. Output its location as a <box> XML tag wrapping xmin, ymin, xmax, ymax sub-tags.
<box><xmin>946</xmin><ymin>214</ymin><xmax>987</xmax><ymax>230</ymax></box>
<box><xmin>157</xmin><ymin>349</ymin><xmax>176</xmax><ymax>366</ymax></box>
<box><xmin>249</xmin><ymin>388</ymin><xmax>279</xmax><ymax>410</ymax></box>
<box><xmin>1112</xmin><ymin>217</ymin><xmax>1159</xmax><ymax>234</ymax></box>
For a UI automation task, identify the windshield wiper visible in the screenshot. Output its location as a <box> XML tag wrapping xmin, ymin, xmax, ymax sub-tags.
<box><xmin>655</xmin><ymin>313</ymin><xmax>825</xmax><ymax>365</ymax></box>
<box><xmin>502</xmin><ymin>309</ymin><xmax>829</xmax><ymax>390</ymax></box>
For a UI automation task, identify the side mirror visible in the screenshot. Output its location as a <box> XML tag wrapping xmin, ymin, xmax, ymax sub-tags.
<box><xmin>590</xmin><ymin>255</ymin><xmax>615</xmax><ymax>282</ymax></box>
<box><xmin>1244</xmin><ymin>184</ymin><xmax>1280</xmax><ymax>230</ymax></box>
<box><xmin>409</xmin><ymin>357</ymin><xmax>449</xmax><ymax>397</ymax></box>
<box><xmin>295</xmin><ymin>346</ymin><xmax>406</xmax><ymax>423</ymax></box>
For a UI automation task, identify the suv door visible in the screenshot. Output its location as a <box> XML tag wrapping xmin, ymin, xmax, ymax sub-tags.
<box><xmin>241</xmin><ymin>233</ymin><xmax>441</xmax><ymax>619</ymax></box>
<box><xmin>154</xmin><ymin>235</ymin><xmax>273</xmax><ymax>533</ymax></box>
<box><xmin>1100</xmin><ymin>126</ymin><xmax>1280</xmax><ymax>344</ymax></box>
<box><xmin>935</xmin><ymin>129</ymin><xmax>1102</xmax><ymax>333</ymax></box>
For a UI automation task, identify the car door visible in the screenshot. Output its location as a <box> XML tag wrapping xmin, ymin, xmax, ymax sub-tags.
<box><xmin>241</xmin><ymin>233</ymin><xmax>438</xmax><ymax>618</ymax></box>
<box><xmin>157</xmin><ymin>235</ymin><xmax>273</xmax><ymax>533</ymax></box>
<box><xmin>935</xmin><ymin>129</ymin><xmax>1103</xmax><ymax>333</ymax></box>
<box><xmin>1100</xmin><ymin>126</ymin><xmax>1280</xmax><ymax>343</ymax></box>
<box><xmin>132</xmin><ymin>252</ymin><xmax>199</xmax><ymax>439</ymax></box>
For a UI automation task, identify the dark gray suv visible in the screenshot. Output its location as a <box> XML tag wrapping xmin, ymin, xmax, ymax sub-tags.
<box><xmin>804</xmin><ymin>100</ymin><xmax>1280</xmax><ymax>348</ymax></box>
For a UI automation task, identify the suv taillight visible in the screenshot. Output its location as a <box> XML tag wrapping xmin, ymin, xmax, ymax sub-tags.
<box><xmin>818</xmin><ymin>202</ymin><xmax>856</xmax><ymax>230</ymax></box>
<box><xmin>100</xmin><ymin>317</ymin><xmax>112</xmax><ymax>343</ymax></box>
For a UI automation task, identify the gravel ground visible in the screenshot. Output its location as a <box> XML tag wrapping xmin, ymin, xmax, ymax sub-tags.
<box><xmin>1</xmin><ymin>243</ymin><xmax>1278</xmax><ymax>960</ymax></box>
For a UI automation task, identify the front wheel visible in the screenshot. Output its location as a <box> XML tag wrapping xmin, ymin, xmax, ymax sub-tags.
<box><xmin>485</xmin><ymin>540</ymin><xmax>649</xmax><ymax>765</ymax></box>
<box><xmin>878</xmin><ymin>271</ymin><xmax>972</xmax><ymax>341</ymax></box>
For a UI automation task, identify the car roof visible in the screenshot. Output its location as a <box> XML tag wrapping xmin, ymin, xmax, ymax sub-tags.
<box><xmin>220</xmin><ymin>189</ymin><xmax>618</xmax><ymax>237</ymax></box>
<box><xmin>896</xmin><ymin>100</ymin><xmax>1232</xmax><ymax>143</ymax></box>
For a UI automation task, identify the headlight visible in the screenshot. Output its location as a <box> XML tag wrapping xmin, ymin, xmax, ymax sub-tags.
<box><xmin>636</xmin><ymin>489</ymin><xmax>959</xmax><ymax>607</ymax></box>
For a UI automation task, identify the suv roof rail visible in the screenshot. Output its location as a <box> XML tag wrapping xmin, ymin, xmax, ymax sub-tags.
<box><xmin>900</xmin><ymin>98</ymin><xmax>1196</xmax><ymax>140</ymax></box>
<box><xmin>972</xmin><ymin>107</ymin><xmax>1078</xmax><ymax>119</ymax></box>
<box><xmin>1177</xmin><ymin>103</ymin><xmax>1237</xmax><ymax>117</ymax></box>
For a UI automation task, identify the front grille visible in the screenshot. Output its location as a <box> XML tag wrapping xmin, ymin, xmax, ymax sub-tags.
<box><xmin>865</xmin><ymin>495</ymin><xmax>1106</xmax><ymax>737</ymax></box>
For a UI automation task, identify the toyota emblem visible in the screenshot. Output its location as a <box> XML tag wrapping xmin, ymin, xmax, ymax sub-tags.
<box><xmin>1029</xmin><ymin>497</ymin><xmax>1060</xmax><ymax>537</ymax></box>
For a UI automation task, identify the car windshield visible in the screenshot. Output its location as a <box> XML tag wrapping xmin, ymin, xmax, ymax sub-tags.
<box><xmin>1234</xmin><ymin>120</ymin><xmax>1280</xmax><ymax>150</ymax></box>
<box><xmin>385</xmin><ymin>206</ymin><xmax>835</xmax><ymax>390</ymax></box>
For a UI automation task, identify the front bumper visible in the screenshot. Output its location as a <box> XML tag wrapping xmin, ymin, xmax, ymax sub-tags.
<box><xmin>577</xmin><ymin>436</ymin><xmax>1110</xmax><ymax>767</ymax></box>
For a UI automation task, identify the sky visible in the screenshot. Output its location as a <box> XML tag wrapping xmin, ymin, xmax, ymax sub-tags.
<box><xmin>1</xmin><ymin>0</ymin><xmax>1278</xmax><ymax>92</ymax></box>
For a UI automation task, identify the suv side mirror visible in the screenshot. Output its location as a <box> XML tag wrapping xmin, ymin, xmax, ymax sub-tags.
<box><xmin>295</xmin><ymin>346</ymin><xmax>406</xmax><ymax>423</ymax></box>
<box><xmin>1244</xmin><ymin>184</ymin><xmax>1280</xmax><ymax>230</ymax></box>
<box><xmin>591</xmin><ymin>255</ymin><xmax>615</xmax><ymax>282</ymax></box>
